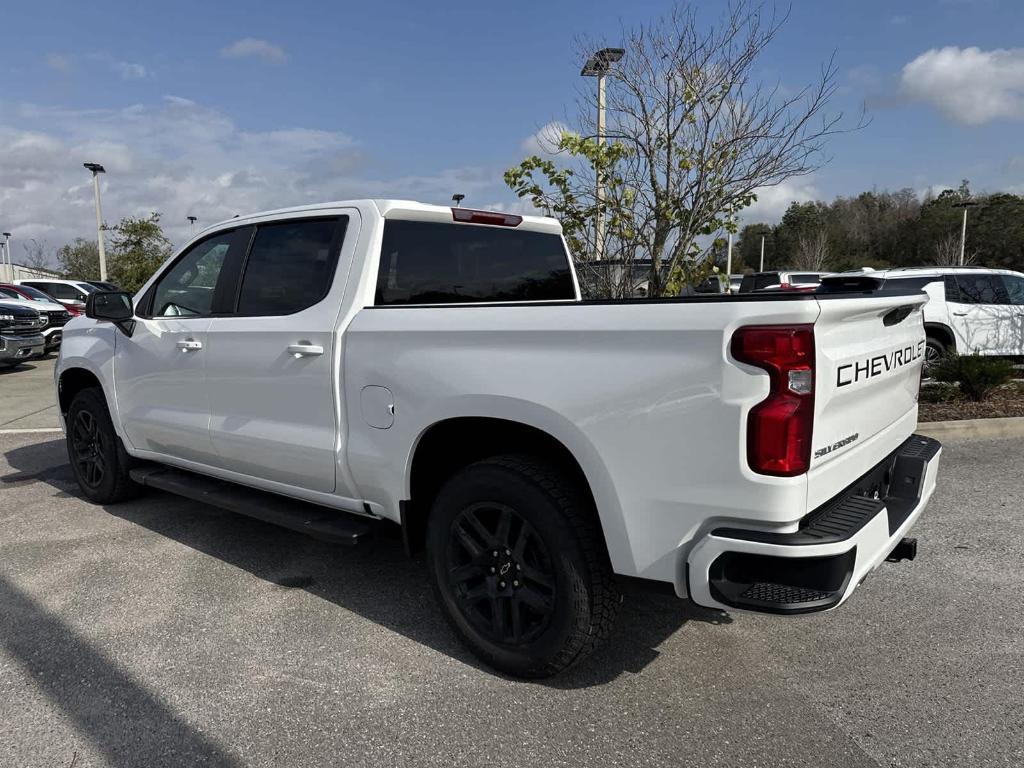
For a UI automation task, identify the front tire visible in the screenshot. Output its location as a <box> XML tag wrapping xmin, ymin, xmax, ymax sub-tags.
<box><xmin>426</xmin><ymin>454</ymin><xmax>619</xmax><ymax>677</ymax></box>
<box><xmin>66</xmin><ymin>387</ymin><xmax>139</xmax><ymax>504</ymax></box>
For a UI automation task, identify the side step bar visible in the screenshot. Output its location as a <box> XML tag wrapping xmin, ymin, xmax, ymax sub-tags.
<box><xmin>129</xmin><ymin>466</ymin><xmax>374</xmax><ymax>545</ymax></box>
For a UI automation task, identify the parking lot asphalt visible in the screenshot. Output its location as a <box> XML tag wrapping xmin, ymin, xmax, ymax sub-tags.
<box><xmin>0</xmin><ymin>355</ymin><xmax>60</xmax><ymax>430</ymax></box>
<box><xmin>1</xmin><ymin>433</ymin><xmax>1022</xmax><ymax>767</ymax></box>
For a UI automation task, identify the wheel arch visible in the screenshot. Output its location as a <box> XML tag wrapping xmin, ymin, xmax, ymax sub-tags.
<box><xmin>924</xmin><ymin>322</ymin><xmax>955</xmax><ymax>351</ymax></box>
<box><xmin>402</xmin><ymin>413</ymin><xmax>626</xmax><ymax>567</ymax></box>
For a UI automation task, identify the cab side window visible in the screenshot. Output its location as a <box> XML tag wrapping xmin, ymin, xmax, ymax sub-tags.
<box><xmin>149</xmin><ymin>232</ymin><xmax>236</xmax><ymax>317</ymax></box>
<box><xmin>235</xmin><ymin>217</ymin><xmax>346</xmax><ymax>316</ymax></box>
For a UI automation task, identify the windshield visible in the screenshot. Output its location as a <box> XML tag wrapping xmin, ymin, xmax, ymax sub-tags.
<box><xmin>75</xmin><ymin>282</ymin><xmax>98</xmax><ymax>293</ymax></box>
<box><xmin>10</xmin><ymin>285</ymin><xmax>51</xmax><ymax>302</ymax></box>
<box><xmin>0</xmin><ymin>287</ymin><xmax>26</xmax><ymax>300</ymax></box>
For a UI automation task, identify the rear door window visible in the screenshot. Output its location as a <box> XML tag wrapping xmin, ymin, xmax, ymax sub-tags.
<box><xmin>375</xmin><ymin>220</ymin><xmax>574</xmax><ymax>305</ymax></box>
<box><xmin>951</xmin><ymin>274</ymin><xmax>1009</xmax><ymax>305</ymax></box>
<box><xmin>788</xmin><ymin>273</ymin><xmax>820</xmax><ymax>283</ymax></box>
<box><xmin>235</xmin><ymin>217</ymin><xmax>346</xmax><ymax>316</ymax></box>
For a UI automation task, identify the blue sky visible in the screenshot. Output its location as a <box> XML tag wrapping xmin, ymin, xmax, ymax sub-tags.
<box><xmin>2</xmin><ymin>0</ymin><xmax>1023</xmax><ymax>254</ymax></box>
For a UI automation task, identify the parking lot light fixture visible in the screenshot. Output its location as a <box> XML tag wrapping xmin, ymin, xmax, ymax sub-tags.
<box><xmin>581</xmin><ymin>47</ymin><xmax>624</xmax><ymax>262</ymax></box>
<box><xmin>952</xmin><ymin>200</ymin><xmax>979</xmax><ymax>266</ymax></box>
<box><xmin>83</xmin><ymin>162</ymin><xmax>108</xmax><ymax>281</ymax></box>
<box><xmin>187</xmin><ymin>215</ymin><xmax>198</xmax><ymax>234</ymax></box>
<box><xmin>452</xmin><ymin>194</ymin><xmax>465</xmax><ymax>208</ymax></box>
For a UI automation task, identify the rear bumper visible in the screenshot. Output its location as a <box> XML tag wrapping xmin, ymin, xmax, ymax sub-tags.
<box><xmin>687</xmin><ymin>434</ymin><xmax>941</xmax><ymax>614</ymax></box>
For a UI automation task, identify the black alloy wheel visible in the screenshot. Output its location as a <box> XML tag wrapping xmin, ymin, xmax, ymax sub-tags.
<box><xmin>65</xmin><ymin>387</ymin><xmax>139</xmax><ymax>504</ymax></box>
<box><xmin>426</xmin><ymin>454</ymin><xmax>619</xmax><ymax>677</ymax></box>
<box><xmin>445</xmin><ymin>502</ymin><xmax>557</xmax><ymax>645</ymax></box>
<box><xmin>70</xmin><ymin>408</ymin><xmax>107</xmax><ymax>488</ymax></box>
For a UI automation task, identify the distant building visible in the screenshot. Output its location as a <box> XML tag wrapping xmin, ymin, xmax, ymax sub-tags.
<box><xmin>5</xmin><ymin>263</ymin><xmax>60</xmax><ymax>281</ymax></box>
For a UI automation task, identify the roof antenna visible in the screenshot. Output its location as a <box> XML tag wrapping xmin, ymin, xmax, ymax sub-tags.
<box><xmin>452</xmin><ymin>193</ymin><xmax>465</xmax><ymax>208</ymax></box>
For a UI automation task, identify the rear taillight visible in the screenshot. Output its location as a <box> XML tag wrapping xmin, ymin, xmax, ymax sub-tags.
<box><xmin>451</xmin><ymin>208</ymin><xmax>523</xmax><ymax>227</ymax></box>
<box><xmin>731</xmin><ymin>324</ymin><xmax>815</xmax><ymax>477</ymax></box>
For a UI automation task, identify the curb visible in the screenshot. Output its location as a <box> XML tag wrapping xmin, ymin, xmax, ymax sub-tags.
<box><xmin>916</xmin><ymin>416</ymin><xmax>1024</xmax><ymax>442</ymax></box>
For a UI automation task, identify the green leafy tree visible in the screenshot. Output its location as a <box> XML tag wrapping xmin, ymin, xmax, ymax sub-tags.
<box><xmin>107</xmin><ymin>213</ymin><xmax>173</xmax><ymax>293</ymax></box>
<box><xmin>56</xmin><ymin>238</ymin><xmax>101</xmax><ymax>280</ymax></box>
<box><xmin>505</xmin><ymin>1</ymin><xmax>853</xmax><ymax>297</ymax></box>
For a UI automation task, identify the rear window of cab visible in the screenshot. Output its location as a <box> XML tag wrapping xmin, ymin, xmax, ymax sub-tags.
<box><xmin>375</xmin><ymin>220</ymin><xmax>574</xmax><ymax>305</ymax></box>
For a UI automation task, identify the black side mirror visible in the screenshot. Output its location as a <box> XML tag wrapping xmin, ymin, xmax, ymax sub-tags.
<box><xmin>86</xmin><ymin>291</ymin><xmax>134</xmax><ymax>322</ymax></box>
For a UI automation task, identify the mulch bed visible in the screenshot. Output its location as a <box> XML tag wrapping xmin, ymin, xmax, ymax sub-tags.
<box><xmin>919</xmin><ymin>382</ymin><xmax>1024</xmax><ymax>422</ymax></box>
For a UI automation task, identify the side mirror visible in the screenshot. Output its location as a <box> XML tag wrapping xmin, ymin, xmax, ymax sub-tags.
<box><xmin>86</xmin><ymin>291</ymin><xmax>134</xmax><ymax>322</ymax></box>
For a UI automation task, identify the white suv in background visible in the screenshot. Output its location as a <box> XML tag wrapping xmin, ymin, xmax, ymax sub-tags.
<box><xmin>16</xmin><ymin>278</ymin><xmax>97</xmax><ymax>313</ymax></box>
<box><xmin>873</xmin><ymin>267</ymin><xmax>1024</xmax><ymax>363</ymax></box>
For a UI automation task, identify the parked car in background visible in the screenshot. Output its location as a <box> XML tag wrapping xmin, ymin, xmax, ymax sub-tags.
<box><xmin>16</xmin><ymin>278</ymin><xmax>97</xmax><ymax>314</ymax></box>
<box><xmin>57</xmin><ymin>199</ymin><xmax>940</xmax><ymax>677</ymax></box>
<box><xmin>0</xmin><ymin>300</ymin><xmax>46</xmax><ymax>367</ymax></box>
<box><xmin>0</xmin><ymin>284</ymin><xmax>71</xmax><ymax>351</ymax></box>
<box><xmin>738</xmin><ymin>271</ymin><xmax>831</xmax><ymax>293</ymax></box>
<box><xmin>864</xmin><ymin>267</ymin><xmax>1024</xmax><ymax>364</ymax></box>
<box><xmin>2</xmin><ymin>282</ymin><xmax>83</xmax><ymax>316</ymax></box>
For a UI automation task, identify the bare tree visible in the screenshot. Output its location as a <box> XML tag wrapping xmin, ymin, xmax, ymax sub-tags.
<box><xmin>791</xmin><ymin>229</ymin><xmax>831</xmax><ymax>270</ymax></box>
<box><xmin>933</xmin><ymin>232</ymin><xmax>976</xmax><ymax>266</ymax></box>
<box><xmin>20</xmin><ymin>238</ymin><xmax>53</xmax><ymax>272</ymax></box>
<box><xmin>569</xmin><ymin>1</ymin><xmax>857</xmax><ymax>294</ymax></box>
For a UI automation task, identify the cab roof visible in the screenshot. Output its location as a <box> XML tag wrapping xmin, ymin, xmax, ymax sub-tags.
<box><xmin>203</xmin><ymin>199</ymin><xmax>562</xmax><ymax>236</ymax></box>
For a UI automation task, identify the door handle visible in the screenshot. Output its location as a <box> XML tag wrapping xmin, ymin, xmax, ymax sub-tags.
<box><xmin>952</xmin><ymin>312</ymin><xmax>968</xmax><ymax>316</ymax></box>
<box><xmin>287</xmin><ymin>343</ymin><xmax>324</xmax><ymax>358</ymax></box>
<box><xmin>176</xmin><ymin>339</ymin><xmax>203</xmax><ymax>351</ymax></box>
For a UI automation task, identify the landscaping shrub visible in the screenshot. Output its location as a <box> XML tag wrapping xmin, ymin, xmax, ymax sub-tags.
<box><xmin>930</xmin><ymin>354</ymin><xmax>1016</xmax><ymax>402</ymax></box>
<box><xmin>919</xmin><ymin>382</ymin><xmax>961</xmax><ymax>404</ymax></box>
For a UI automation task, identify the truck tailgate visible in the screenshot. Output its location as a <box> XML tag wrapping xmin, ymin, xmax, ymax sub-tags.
<box><xmin>807</xmin><ymin>292</ymin><xmax>929</xmax><ymax>509</ymax></box>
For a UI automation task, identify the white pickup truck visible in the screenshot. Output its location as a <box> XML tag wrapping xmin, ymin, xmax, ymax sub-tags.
<box><xmin>56</xmin><ymin>200</ymin><xmax>941</xmax><ymax>677</ymax></box>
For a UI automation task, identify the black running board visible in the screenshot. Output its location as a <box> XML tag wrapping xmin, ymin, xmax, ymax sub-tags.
<box><xmin>129</xmin><ymin>466</ymin><xmax>374</xmax><ymax>545</ymax></box>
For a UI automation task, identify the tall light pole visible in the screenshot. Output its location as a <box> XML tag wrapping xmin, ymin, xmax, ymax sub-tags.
<box><xmin>725</xmin><ymin>231</ymin><xmax>734</xmax><ymax>293</ymax></box>
<box><xmin>759</xmin><ymin>235</ymin><xmax>766</xmax><ymax>272</ymax></box>
<box><xmin>2</xmin><ymin>233</ymin><xmax>11</xmax><ymax>282</ymax></box>
<box><xmin>83</xmin><ymin>162</ymin><xmax>108</xmax><ymax>280</ymax></box>
<box><xmin>953</xmin><ymin>200</ymin><xmax>978</xmax><ymax>266</ymax></box>
<box><xmin>581</xmin><ymin>47</ymin><xmax>624</xmax><ymax>262</ymax></box>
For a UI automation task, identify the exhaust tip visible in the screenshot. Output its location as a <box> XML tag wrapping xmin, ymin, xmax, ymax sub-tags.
<box><xmin>886</xmin><ymin>537</ymin><xmax>918</xmax><ymax>563</ymax></box>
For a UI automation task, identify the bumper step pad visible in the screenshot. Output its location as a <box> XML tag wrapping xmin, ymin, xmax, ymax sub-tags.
<box><xmin>705</xmin><ymin>434</ymin><xmax>941</xmax><ymax>614</ymax></box>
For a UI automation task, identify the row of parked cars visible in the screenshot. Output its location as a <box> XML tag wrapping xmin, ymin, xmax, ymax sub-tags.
<box><xmin>0</xmin><ymin>278</ymin><xmax>119</xmax><ymax>368</ymax></box>
<box><xmin>731</xmin><ymin>266</ymin><xmax>1024</xmax><ymax>363</ymax></box>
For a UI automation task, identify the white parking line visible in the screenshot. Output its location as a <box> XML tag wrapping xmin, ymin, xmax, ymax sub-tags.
<box><xmin>0</xmin><ymin>428</ymin><xmax>64</xmax><ymax>435</ymax></box>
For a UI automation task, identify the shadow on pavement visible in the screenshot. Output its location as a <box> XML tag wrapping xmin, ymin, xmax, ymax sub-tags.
<box><xmin>3</xmin><ymin>438</ymin><xmax>730</xmax><ymax>691</ymax></box>
<box><xmin>0</xmin><ymin>573</ymin><xmax>240</xmax><ymax>766</ymax></box>
<box><xmin>0</xmin><ymin>361</ymin><xmax>38</xmax><ymax>374</ymax></box>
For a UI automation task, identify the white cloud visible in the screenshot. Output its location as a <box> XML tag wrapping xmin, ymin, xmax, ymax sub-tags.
<box><xmin>115</xmin><ymin>61</ymin><xmax>148</xmax><ymax>80</ymax></box>
<box><xmin>900</xmin><ymin>46</ymin><xmax>1024</xmax><ymax>124</ymax></box>
<box><xmin>0</xmin><ymin>96</ymin><xmax>498</xmax><ymax>258</ymax></box>
<box><xmin>741</xmin><ymin>177</ymin><xmax>819</xmax><ymax>223</ymax></box>
<box><xmin>521</xmin><ymin>121</ymin><xmax>571</xmax><ymax>155</ymax></box>
<box><xmin>220</xmin><ymin>38</ymin><xmax>287</xmax><ymax>64</ymax></box>
<box><xmin>45</xmin><ymin>53</ymin><xmax>72</xmax><ymax>73</ymax></box>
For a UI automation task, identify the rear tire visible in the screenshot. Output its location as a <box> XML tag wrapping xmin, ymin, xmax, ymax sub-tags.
<box><xmin>924</xmin><ymin>336</ymin><xmax>946</xmax><ymax>373</ymax></box>
<box><xmin>426</xmin><ymin>454</ymin><xmax>619</xmax><ymax>677</ymax></box>
<box><xmin>66</xmin><ymin>387</ymin><xmax>140</xmax><ymax>504</ymax></box>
